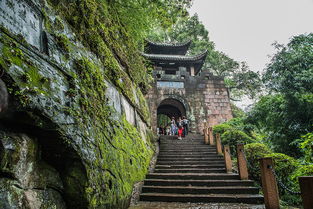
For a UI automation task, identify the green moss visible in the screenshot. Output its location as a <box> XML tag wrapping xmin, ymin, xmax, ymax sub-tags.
<box><xmin>47</xmin><ymin>0</ymin><xmax>151</xmax><ymax>103</ymax></box>
<box><xmin>1</xmin><ymin>1</ymin><xmax>154</xmax><ymax>208</ymax></box>
<box><xmin>0</xmin><ymin>36</ymin><xmax>52</xmax><ymax>106</ymax></box>
<box><xmin>70</xmin><ymin>57</ymin><xmax>153</xmax><ymax>207</ymax></box>
<box><xmin>53</xmin><ymin>34</ymin><xmax>71</xmax><ymax>54</ymax></box>
<box><xmin>42</xmin><ymin>10</ymin><xmax>54</xmax><ymax>33</ymax></box>
<box><xmin>54</xmin><ymin>16</ymin><xmax>65</xmax><ymax>31</ymax></box>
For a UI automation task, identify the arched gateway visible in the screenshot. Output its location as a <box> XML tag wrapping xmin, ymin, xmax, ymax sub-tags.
<box><xmin>157</xmin><ymin>98</ymin><xmax>186</xmax><ymax>119</ymax></box>
<box><xmin>144</xmin><ymin>40</ymin><xmax>233</xmax><ymax>133</ymax></box>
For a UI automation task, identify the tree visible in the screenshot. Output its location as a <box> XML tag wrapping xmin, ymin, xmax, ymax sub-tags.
<box><xmin>226</xmin><ymin>62</ymin><xmax>262</xmax><ymax>100</ymax></box>
<box><xmin>108</xmin><ymin>0</ymin><xmax>193</xmax><ymax>44</ymax></box>
<box><xmin>263</xmin><ymin>33</ymin><xmax>313</xmax><ymax>95</ymax></box>
<box><xmin>246</xmin><ymin>33</ymin><xmax>313</xmax><ymax>157</ymax></box>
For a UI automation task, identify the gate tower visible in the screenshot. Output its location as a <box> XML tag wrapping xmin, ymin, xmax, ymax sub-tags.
<box><xmin>144</xmin><ymin>40</ymin><xmax>233</xmax><ymax>133</ymax></box>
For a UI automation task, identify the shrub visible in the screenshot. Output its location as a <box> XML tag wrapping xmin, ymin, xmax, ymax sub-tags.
<box><xmin>213</xmin><ymin>124</ymin><xmax>233</xmax><ymax>135</ymax></box>
<box><xmin>289</xmin><ymin>164</ymin><xmax>313</xmax><ymax>206</ymax></box>
<box><xmin>221</xmin><ymin>129</ymin><xmax>254</xmax><ymax>155</ymax></box>
<box><xmin>265</xmin><ymin>153</ymin><xmax>300</xmax><ymax>206</ymax></box>
<box><xmin>291</xmin><ymin>164</ymin><xmax>313</xmax><ymax>185</ymax></box>
<box><xmin>244</xmin><ymin>143</ymin><xmax>272</xmax><ymax>181</ymax></box>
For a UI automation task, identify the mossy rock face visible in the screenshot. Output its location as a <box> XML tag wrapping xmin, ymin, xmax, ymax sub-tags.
<box><xmin>0</xmin><ymin>132</ymin><xmax>66</xmax><ymax>209</ymax></box>
<box><xmin>0</xmin><ymin>178</ymin><xmax>67</xmax><ymax>209</ymax></box>
<box><xmin>0</xmin><ymin>0</ymin><xmax>155</xmax><ymax>208</ymax></box>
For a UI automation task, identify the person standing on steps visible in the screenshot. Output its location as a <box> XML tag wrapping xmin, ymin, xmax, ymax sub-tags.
<box><xmin>165</xmin><ymin>124</ymin><xmax>170</xmax><ymax>135</ymax></box>
<box><xmin>176</xmin><ymin>117</ymin><xmax>183</xmax><ymax>135</ymax></box>
<box><xmin>176</xmin><ymin>117</ymin><xmax>182</xmax><ymax>128</ymax></box>
<box><xmin>177</xmin><ymin>125</ymin><xmax>184</xmax><ymax>140</ymax></box>
<box><xmin>182</xmin><ymin>116</ymin><xmax>189</xmax><ymax>137</ymax></box>
<box><xmin>170</xmin><ymin>117</ymin><xmax>176</xmax><ymax>136</ymax></box>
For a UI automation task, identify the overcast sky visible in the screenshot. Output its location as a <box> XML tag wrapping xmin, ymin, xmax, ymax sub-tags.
<box><xmin>189</xmin><ymin>0</ymin><xmax>313</xmax><ymax>73</ymax></box>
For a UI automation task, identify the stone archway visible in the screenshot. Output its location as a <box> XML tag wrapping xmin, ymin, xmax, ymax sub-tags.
<box><xmin>157</xmin><ymin>98</ymin><xmax>186</xmax><ymax>119</ymax></box>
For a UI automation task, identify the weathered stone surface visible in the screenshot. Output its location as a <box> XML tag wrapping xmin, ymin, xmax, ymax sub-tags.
<box><xmin>0</xmin><ymin>79</ymin><xmax>8</xmax><ymax>113</ymax></box>
<box><xmin>0</xmin><ymin>132</ymin><xmax>66</xmax><ymax>209</ymax></box>
<box><xmin>0</xmin><ymin>0</ymin><xmax>42</xmax><ymax>49</ymax></box>
<box><xmin>0</xmin><ymin>0</ymin><xmax>154</xmax><ymax>208</ymax></box>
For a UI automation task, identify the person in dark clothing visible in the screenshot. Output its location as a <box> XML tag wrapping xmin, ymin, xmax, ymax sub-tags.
<box><xmin>182</xmin><ymin>116</ymin><xmax>189</xmax><ymax>137</ymax></box>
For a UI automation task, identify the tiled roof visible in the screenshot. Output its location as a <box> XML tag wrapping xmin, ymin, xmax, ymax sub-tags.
<box><xmin>142</xmin><ymin>50</ymin><xmax>208</xmax><ymax>62</ymax></box>
<box><xmin>145</xmin><ymin>40</ymin><xmax>191</xmax><ymax>48</ymax></box>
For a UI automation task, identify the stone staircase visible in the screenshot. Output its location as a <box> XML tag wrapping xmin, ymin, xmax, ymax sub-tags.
<box><xmin>139</xmin><ymin>135</ymin><xmax>264</xmax><ymax>204</ymax></box>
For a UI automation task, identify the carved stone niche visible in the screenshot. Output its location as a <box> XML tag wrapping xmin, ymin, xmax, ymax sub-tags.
<box><xmin>0</xmin><ymin>0</ymin><xmax>48</xmax><ymax>54</ymax></box>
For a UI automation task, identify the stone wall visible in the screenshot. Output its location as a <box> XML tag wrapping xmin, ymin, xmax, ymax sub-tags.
<box><xmin>147</xmin><ymin>68</ymin><xmax>233</xmax><ymax>133</ymax></box>
<box><xmin>0</xmin><ymin>0</ymin><xmax>154</xmax><ymax>208</ymax></box>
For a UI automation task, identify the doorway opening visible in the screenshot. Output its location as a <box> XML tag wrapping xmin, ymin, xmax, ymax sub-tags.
<box><xmin>157</xmin><ymin>98</ymin><xmax>186</xmax><ymax>128</ymax></box>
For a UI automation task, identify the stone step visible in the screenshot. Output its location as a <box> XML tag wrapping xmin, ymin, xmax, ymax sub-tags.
<box><xmin>159</xmin><ymin>150</ymin><xmax>217</xmax><ymax>153</ymax></box>
<box><xmin>160</xmin><ymin>148</ymin><xmax>217</xmax><ymax>151</ymax></box>
<box><xmin>160</xmin><ymin>139</ymin><xmax>204</xmax><ymax>143</ymax></box>
<box><xmin>146</xmin><ymin>173</ymin><xmax>239</xmax><ymax>180</ymax></box>
<box><xmin>155</xmin><ymin>164</ymin><xmax>225</xmax><ymax>169</ymax></box>
<box><xmin>144</xmin><ymin>179</ymin><xmax>255</xmax><ymax>187</ymax></box>
<box><xmin>157</xmin><ymin>160</ymin><xmax>225</xmax><ymax>165</ymax></box>
<box><xmin>160</xmin><ymin>144</ymin><xmax>215</xmax><ymax>147</ymax></box>
<box><xmin>160</xmin><ymin>142</ymin><xmax>205</xmax><ymax>145</ymax></box>
<box><xmin>158</xmin><ymin>153</ymin><xmax>218</xmax><ymax>156</ymax></box>
<box><xmin>157</xmin><ymin>159</ymin><xmax>223</xmax><ymax>163</ymax></box>
<box><xmin>154</xmin><ymin>168</ymin><xmax>225</xmax><ymax>173</ymax></box>
<box><xmin>160</xmin><ymin>143</ymin><xmax>206</xmax><ymax>146</ymax></box>
<box><xmin>142</xmin><ymin>185</ymin><xmax>260</xmax><ymax>194</ymax></box>
<box><xmin>158</xmin><ymin>155</ymin><xmax>223</xmax><ymax>159</ymax></box>
<box><xmin>140</xmin><ymin>193</ymin><xmax>264</xmax><ymax>204</ymax></box>
<box><xmin>159</xmin><ymin>150</ymin><xmax>217</xmax><ymax>154</ymax></box>
<box><xmin>159</xmin><ymin>151</ymin><xmax>218</xmax><ymax>155</ymax></box>
<box><xmin>157</xmin><ymin>156</ymin><xmax>223</xmax><ymax>161</ymax></box>
<box><xmin>160</xmin><ymin>145</ymin><xmax>208</xmax><ymax>147</ymax></box>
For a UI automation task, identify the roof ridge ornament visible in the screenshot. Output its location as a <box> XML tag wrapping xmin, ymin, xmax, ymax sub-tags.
<box><xmin>145</xmin><ymin>39</ymin><xmax>191</xmax><ymax>47</ymax></box>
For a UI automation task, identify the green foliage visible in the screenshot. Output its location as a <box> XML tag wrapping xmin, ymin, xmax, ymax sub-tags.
<box><xmin>263</xmin><ymin>33</ymin><xmax>313</xmax><ymax>95</ymax></box>
<box><xmin>244</xmin><ymin>143</ymin><xmax>302</xmax><ymax>206</ymax></box>
<box><xmin>226</xmin><ymin>62</ymin><xmax>262</xmax><ymax>99</ymax></box>
<box><xmin>214</xmin><ymin>117</ymin><xmax>256</xmax><ymax>140</ymax></box>
<box><xmin>245</xmin><ymin>94</ymin><xmax>307</xmax><ymax>157</ymax></box>
<box><xmin>2</xmin><ymin>0</ymin><xmax>167</xmax><ymax>206</ymax></box>
<box><xmin>47</xmin><ymin>0</ymin><xmax>191</xmax><ymax>96</ymax></box>
<box><xmin>230</xmin><ymin>103</ymin><xmax>245</xmax><ymax>118</ymax></box>
<box><xmin>298</xmin><ymin>132</ymin><xmax>313</xmax><ymax>163</ymax></box>
<box><xmin>247</xmin><ymin>33</ymin><xmax>313</xmax><ymax>157</ymax></box>
<box><xmin>265</xmin><ymin>153</ymin><xmax>300</xmax><ymax>206</ymax></box>
<box><xmin>244</xmin><ymin>143</ymin><xmax>272</xmax><ymax>181</ymax></box>
<box><xmin>221</xmin><ymin>129</ymin><xmax>254</xmax><ymax>155</ymax></box>
<box><xmin>157</xmin><ymin>114</ymin><xmax>171</xmax><ymax>128</ymax></box>
<box><xmin>213</xmin><ymin>124</ymin><xmax>233</xmax><ymax>135</ymax></box>
<box><xmin>211</xmin><ymin>33</ymin><xmax>313</xmax><ymax>208</ymax></box>
<box><xmin>291</xmin><ymin>165</ymin><xmax>313</xmax><ymax>184</ymax></box>
<box><xmin>109</xmin><ymin>0</ymin><xmax>192</xmax><ymax>43</ymax></box>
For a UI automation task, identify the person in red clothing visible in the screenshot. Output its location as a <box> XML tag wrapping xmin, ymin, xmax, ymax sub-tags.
<box><xmin>177</xmin><ymin>125</ymin><xmax>184</xmax><ymax>140</ymax></box>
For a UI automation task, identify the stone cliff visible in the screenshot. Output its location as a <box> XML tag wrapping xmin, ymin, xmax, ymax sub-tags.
<box><xmin>0</xmin><ymin>0</ymin><xmax>155</xmax><ymax>208</ymax></box>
